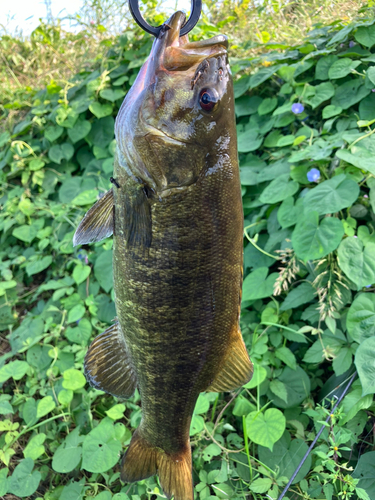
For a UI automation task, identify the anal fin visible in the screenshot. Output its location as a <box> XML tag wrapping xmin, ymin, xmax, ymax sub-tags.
<box><xmin>73</xmin><ymin>188</ymin><xmax>114</xmax><ymax>246</ymax></box>
<box><xmin>206</xmin><ymin>329</ymin><xmax>253</xmax><ymax>392</ymax></box>
<box><xmin>84</xmin><ymin>321</ymin><xmax>137</xmax><ymax>398</ymax></box>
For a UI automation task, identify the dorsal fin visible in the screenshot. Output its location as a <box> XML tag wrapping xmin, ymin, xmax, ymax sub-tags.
<box><xmin>73</xmin><ymin>188</ymin><xmax>114</xmax><ymax>247</ymax></box>
<box><xmin>206</xmin><ymin>329</ymin><xmax>253</xmax><ymax>392</ymax></box>
<box><xmin>84</xmin><ymin>321</ymin><xmax>137</xmax><ymax>399</ymax></box>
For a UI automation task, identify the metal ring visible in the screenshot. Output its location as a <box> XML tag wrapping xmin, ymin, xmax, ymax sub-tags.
<box><xmin>128</xmin><ymin>0</ymin><xmax>202</xmax><ymax>37</ymax></box>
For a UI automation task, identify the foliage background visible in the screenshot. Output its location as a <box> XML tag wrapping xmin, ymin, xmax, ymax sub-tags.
<box><xmin>1</xmin><ymin>1</ymin><xmax>375</xmax><ymax>499</ymax></box>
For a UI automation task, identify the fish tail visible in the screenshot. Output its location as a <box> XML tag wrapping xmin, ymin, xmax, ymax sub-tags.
<box><xmin>121</xmin><ymin>429</ymin><xmax>193</xmax><ymax>500</ymax></box>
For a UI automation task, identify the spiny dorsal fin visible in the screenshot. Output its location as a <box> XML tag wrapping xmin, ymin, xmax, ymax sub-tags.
<box><xmin>84</xmin><ymin>321</ymin><xmax>137</xmax><ymax>399</ymax></box>
<box><xmin>73</xmin><ymin>188</ymin><xmax>114</xmax><ymax>247</ymax></box>
<box><xmin>206</xmin><ymin>329</ymin><xmax>253</xmax><ymax>392</ymax></box>
<box><xmin>122</xmin><ymin>179</ymin><xmax>152</xmax><ymax>249</ymax></box>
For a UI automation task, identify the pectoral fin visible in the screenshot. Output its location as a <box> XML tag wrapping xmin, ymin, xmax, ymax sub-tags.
<box><xmin>206</xmin><ymin>330</ymin><xmax>253</xmax><ymax>392</ymax></box>
<box><xmin>73</xmin><ymin>188</ymin><xmax>114</xmax><ymax>246</ymax></box>
<box><xmin>84</xmin><ymin>321</ymin><xmax>137</xmax><ymax>398</ymax></box>
<box><xmin>122</xmin><ymin>180</ymin><xmax>152</xmax><ymax>249</ymax></box>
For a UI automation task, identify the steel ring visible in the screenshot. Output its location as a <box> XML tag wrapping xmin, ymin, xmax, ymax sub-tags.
<box><xmin>128</xmin><ymin>0</ymin><xmax>202</xmax><ymax>37</ymax></box>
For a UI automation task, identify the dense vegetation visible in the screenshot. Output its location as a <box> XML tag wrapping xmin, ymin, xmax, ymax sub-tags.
<box><xmin>1</xmin><ymin>3</ymin><xmax>375</xmax><ymax>499</ymax></box>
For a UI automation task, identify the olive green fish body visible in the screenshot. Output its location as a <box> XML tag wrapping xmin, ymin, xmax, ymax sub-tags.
<box><xmin>74</xmin><ymin>12</ymin><xmax>253</xmax><ymax>500</ymax></box>
<box><xmin>113</xmin><ymin>135</ymin><xmax>243</xmax><ymax>453</ymax></box>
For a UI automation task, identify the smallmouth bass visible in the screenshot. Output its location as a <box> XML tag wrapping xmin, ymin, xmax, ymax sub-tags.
<box><xmin>73</xmin><ymin>11</ymin><xmax>253</xmax><ymax>500</ymax></box>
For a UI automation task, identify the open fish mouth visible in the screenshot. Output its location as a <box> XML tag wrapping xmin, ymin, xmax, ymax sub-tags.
<box><xmin>147</xmin><ymin>10</ymin><xmax>229</xmax><ymax>73</ymax></box>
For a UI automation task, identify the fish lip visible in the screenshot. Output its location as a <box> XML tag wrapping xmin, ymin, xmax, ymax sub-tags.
<box><xmin>144</xmin><ymin>126</ymin><xmax>190</xmax><ymax>146</ymax></box>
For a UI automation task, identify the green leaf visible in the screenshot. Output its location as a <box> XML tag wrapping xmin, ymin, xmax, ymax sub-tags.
<box><xmin>246</xmin><ymin>408</ymin><xmax>286</xmax><ymax>451</ymax></box>
<box><xmin>52</xmin><ymin>427</ymin><xmax>84</xmax><ymax>473</ymax></box>
<box><xmin>328</xmin><ymin>58</ymin><xmax>361</xmax><ymax>79</ymax></box>
<box><xmin>194</xmin><ymin>393</ymin><xmax>211</xmax><ymax>415</ymax></box>
<box><xmin>89</xmin><ymin>102</ymin><xmax>113</xmax><ymax>118</ymax></box>
<box><xmin>353</xmin><ymin>451</ymin><xmax>375</xmax><ymax>497</ymax></box>
<box><xmin>332</xmin><ymin>79</ymin><xmax>371</xmax><ymax>110</ymax></box>
<box><xmin>87</xmin><ymin>116</ymin><xmax>115</xmax><ymax>147</ymax></box>
<box><xmin>249</xmin><ymin>65</ymin><xmax>283</xmax><ymax>89</ymax></box>
<box><xmin>48</xmin><ymin>143</ymin><xmax>74</xmax><ymax>164</ymax></box>
<box><xmin>44</xmin><ymin>125</ymin><xmax>64</xmax><ymax>142</ymax></box>
<box><xmin>266</xmin><ymin>366</ymin><xmax>311</xmax><ymax>409</ymax></box>
<box><xmin>249</xmin><ymin>477</ymin><xmax>272</xmax><ymax>493</ymax></box>
<box><xmin>355</xmin><ymin>24</ymin><xmax>375</xmax><ymax>48</ymax></box>
<box><xmin>355</xmin><ymin>337</ymin><xmax>375</xmax><ymax>396</ymax></box>
<box><xmin>58</xmin><ymin>389</ymin><xmax>73</xmax><ymax>406</ymax></box>
<box><xmin>26</xmin><ymin>256</ymin><xmax>53</xmax><ymax>276</ymax></box>
<box><xmin>337</xmin><ymin>237</ymin><xmax>375</xmax><ymax>289</ymax></box>
<box><xmin>100</xmin><ymin>88</ymin><xmax>126</xmax><ymax>102</ymax></box>
<box><xmin>67</xmin><ymin>120</ymin><xmax>92</xmax><ymax>143</ymax></box>
<box><xmin>322</xmin><ymin>104</ymin><xmax>342</xmax><ymax>118</ymax></box>
<box><xmin>277</xmin><ymin>196</ymin><xmax>299</xmax><ymax>229</ymax></box>
<box><xmin>94</xmin><ymin>250</ymin><xmax>113</xmax><ymax>292</ymax></box>
<box><xmin>333</xmin><ymin>347</ymin><xmax>352</xmax><ymax>376</ymax></box>
<box><xmin>315</xmin><ymin>55</ymin><xmax>338</xmax><ymax>80</ymax></box>
<box><xmin>105</xmin><ymin>404</ymin><xmax>126</xmax><ymax>420</ymax></box>
<box><xmin>259</xmin><ymin>174</ymin><xmax>299</xmax><ymax>204</ymax></box>
<box><xmin>244</xmin><ymin>363</ymin><xmax>267</xmax><ymax>389</ymax></box>
<box><xmin>269</xmin><ymin>379</ymin><xmax>288</xmax><ymax>403</ymax></box>
<box><xmin>202</xmin><ymin>443</ymin><xmax>221</xmax><ymax>461</ymax></box>
<box><xmin>36</xmin><ymin>396</ymin><xmax>56</xmax><ymax>419</ymax></box>
<box><xmin>7</xmin><ymin>458</ymin><xmax>41</xmax><ymax>498</ymax></box>
<box><xmin>65</xmin><ymin>318</ymin><xmax>92</xmax><ymax>345</ymax></box>
<box><xmin>237</xmin><ymin>129</ymin><xmax>263</xmax><ymax>153</ymax></box>
<box><xmin>275</xmin><ymin>346</ymin><xmax>297</xmax><ymax>369</ymax></box>
<box><xmin>292</xmin><ymin>212</ymin><xmax>344</xmax><ymax>261</ymax></box>
<box><xmin>304</xmin><ymin>82</ymin><xmax>335</xmax><ymax>109</ymax></box>
<box><xmin>62</xmin><ymin>368</ymin><xmax>86</xmax><ymax>391</ymax></box>
<box><xmin>0</xmin><ymin>401</ymin><xmax>13</xmax><ymax>415</ymax></box>
<box><xmin>60</xmin><ymin>479</ymin><xmax>85</xmax><ymax>500</ymax></box>
<box><xmin>72</xmin><ymin>264</ymin><xmax>91</xmax><ymax>285</ymax></box>
<box><xmin>0</xmin><ymin>360</ymin><xmax>29</xmax><ymax>383</ymax></box>
<box><xmin>258</xmin><ymin>97</ymin><xmax>278</xmax><ymax>115</ymax></box>
<box><xmin>0</xmin><ymin>467</ymin><xmax>8</xmax><ymax>497</ymax></box>
<box><xmin>303</xmin><ymin>174</ymin><xmax>359</xmax><ymax>215</ymax></box>
<box><xmin>258</xmin><ymin>431</ymin><xmax>311</xmax><ymax>484</ymax></box>
<box><xmin>12</xmin><ymin>225</ymin><xmax>38</xmax><ymax>243</ymax></box>
<box><xmin>67</xmin><ymin>304</ymin><xmax>86</xmax><ymax>323</ymax></box>
<box><xmin>29</xmin><ymin>159</ymin><xmax>45</xmax><ymax>171</ymax></box>
<box><xmin>336</xmin><ymin>148</ymin><xmax>375</xmax><ymax>176</ymax></box>
<box><xmin>347</xmin><ymin>293</ymin><xmax>375</xmax><ymax>343</ymax></box>
<box><xmin>23</xmin><ymin>433</ymin><xmax>46</xmax><ymax>460</ymax></box>
<box><xmin>72</xmin><ymin>189</ymin><xmax>98</xmax><ymax>206</ymax></box>
<box><xmin>23</xmin><ymin>398</ymin><xmax>37</xmax><ymax>426</ymax></box>
<box><xmin>82</xmin><ymin>417</ymin><xmax>122</xmax><ymax>472</ymax></box>
<box><xmin>280</xmin><ymin>282</ymin><xmax>315</xmax><ymax>311</ymax></box>
<box><xmin>242</xmin><ymin>267</ymin><xmax>278</xmax><ymax>302</ymax></box>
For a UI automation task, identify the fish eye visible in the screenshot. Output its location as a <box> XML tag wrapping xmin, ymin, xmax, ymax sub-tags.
<box><xmin>199</xmin><ymin>88</ymin><xmax>219</xmax><ymax>112</ymax></box>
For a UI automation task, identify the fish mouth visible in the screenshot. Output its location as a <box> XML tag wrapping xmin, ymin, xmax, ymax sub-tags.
<box><xmin>150</xmin><ymin>11</ymin><xmax>228</xmax><ymax>72</ymax></box>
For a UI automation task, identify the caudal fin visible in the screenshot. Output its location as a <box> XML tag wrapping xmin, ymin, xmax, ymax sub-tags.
<box><xmin>121</xmin><ymin>429</ymin><xmax>193</xmax><ymax>500</ymax></box>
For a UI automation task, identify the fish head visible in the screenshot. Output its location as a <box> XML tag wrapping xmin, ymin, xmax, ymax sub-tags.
<box><xmin>115</xmin><ymin>11</ymin><xmax>235</xmax><ymax>194</ymax></box>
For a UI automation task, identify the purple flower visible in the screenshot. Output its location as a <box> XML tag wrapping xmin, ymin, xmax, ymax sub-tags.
<box><xmin>364</xmin><ymin>194</ymin><xmax>369</xmax><ymax>198</ymax></box>
<box><xmin>349</xmin><ymin>41</ymin><xmax>356</xmax><ymax>48</ymax></box>
<box><xmin>307</xmin><ymin>168</ymin><xmax>321</xmax><ymax>182</ymax></box>
<box><xmin>372</xmin><ymin>89</ymin><xmax>375</xmax><ymax>93</ymax></box>
<box><xmin>292</xmin><ymin>103</ymin><xmax>304</xmax><ymax>114</ymax></box>
<box><xmin>366</xmin><ymin>284</ymin><xmax>372</xmax><ymax>288</ymax></box>
<box><xmin>85</xmin><ymin>255</ymin><xmax>89</xmax><ymax>264</ymax></box>
<box><xmin>78</xmin><ymin>251</ymin><xmax>85</xmax><ymax>261</ymax></box>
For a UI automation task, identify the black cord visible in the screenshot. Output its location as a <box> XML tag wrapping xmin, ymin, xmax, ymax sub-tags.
<box><xmin>276</xmin><ymin>371</ymin><xmax>358</xmax><ymax>500</ymax></box>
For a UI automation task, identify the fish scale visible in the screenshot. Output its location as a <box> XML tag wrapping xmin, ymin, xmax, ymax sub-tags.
<box><xmin>73</xmin><ymin>10</ymin><xmax>253</xmax><ymax>500</ymax></box>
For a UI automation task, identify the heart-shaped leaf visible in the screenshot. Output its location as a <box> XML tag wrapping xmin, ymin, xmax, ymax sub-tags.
<box><xmin>292</xmin><ymin>212</ymin><xmax>344</xmax><ymax>261</ymax></box>
<box><xmin>246</xmin><ymin>408</ymin><xmax>286</xmax><ymax>451</ymax></box>
<box><xmin>337</xmin><ymin>237</ymin><xmax>375</xmax><ymax>289</ymax></box>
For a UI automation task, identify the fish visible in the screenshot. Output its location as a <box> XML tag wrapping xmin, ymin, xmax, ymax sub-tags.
<box><xmin>73</xmin><ymin>11</ymin><xmax>253</xmax><ymax>500</ymax></box>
